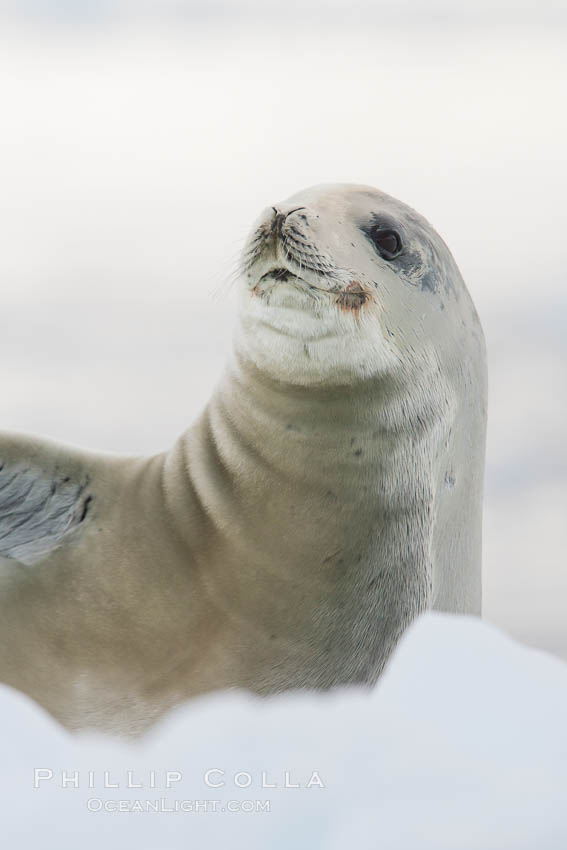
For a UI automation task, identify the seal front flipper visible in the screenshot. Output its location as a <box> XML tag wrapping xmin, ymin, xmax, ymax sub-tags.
<box><xmin>0</xmin><ymin>435</ymin><xmax>93</xmax><ymax>566</ymax></box>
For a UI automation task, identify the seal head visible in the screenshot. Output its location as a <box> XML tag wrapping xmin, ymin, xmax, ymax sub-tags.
<box><xmin>238</xmin><ymin>183</ymin><xmax>481</xmax><ymax>388</ymax></box>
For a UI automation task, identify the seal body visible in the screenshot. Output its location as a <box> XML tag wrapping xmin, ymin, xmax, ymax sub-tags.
<box><xmin>0</xmin><ymin>184</ymin><xmax>486</xmax><ymax>734</ymax></box>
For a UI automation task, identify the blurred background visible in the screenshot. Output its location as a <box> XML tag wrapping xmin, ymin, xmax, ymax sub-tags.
<box><xmin>0</xmin><ymin>0</ymin><xmax>565</xmax><ymax>658</ymax></box>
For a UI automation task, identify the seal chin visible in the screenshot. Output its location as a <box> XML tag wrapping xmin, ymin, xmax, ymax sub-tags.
<box><xmin>236</xmin><ymin>275</ymin><xmax>396</xmax><ymax>387</ymax></box>
<box><xmin>240</xmin><ymin>277</ymin><xmax>340</xmax><ymax>339</ymax></box>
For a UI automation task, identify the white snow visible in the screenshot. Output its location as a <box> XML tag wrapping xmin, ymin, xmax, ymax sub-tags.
<box><xmin>2</xmin><ymin>613</ymin><xmax>566</xmax><ymax>848</ymax></box>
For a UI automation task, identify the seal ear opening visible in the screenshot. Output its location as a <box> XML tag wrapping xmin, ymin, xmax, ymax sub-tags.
<box><xmin>420</xmin><ymin>269</ymin><xmax>439</xmax><ymax>294</ymax></box>
<box><xmin>395</xmin><ymin>236</ymin><xmax>441</xmax><ymax>294</ymax></box>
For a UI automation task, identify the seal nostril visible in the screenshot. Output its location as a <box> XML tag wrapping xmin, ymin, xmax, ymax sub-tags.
<box><xmin>270</xmin><ymin>205</ymin><xmax>308</xmax><ymax>239</ymax></box>
<box><xmin>271</xmin><ymin>212</ymin><xmax>286</xmax><ymax>236</ymax></box>
<box><xmin>271</xmin><ymin>206</ymin><xmax>306</xmax><ymax>224</ymax></box>
<box><xmin>284</xmin><ymin>206</ymin><xmax>306</xmax><ymax>219</ymax></box>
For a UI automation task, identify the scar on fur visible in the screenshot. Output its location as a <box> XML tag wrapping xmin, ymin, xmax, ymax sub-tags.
<box><xmin>335</xmin><ymin>281</ymin><xmax>370</xmax><ymax>313</ymax></box>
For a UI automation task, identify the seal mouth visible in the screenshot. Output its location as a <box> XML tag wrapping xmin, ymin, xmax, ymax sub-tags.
<box><xmin>254</xmin><ymin>266</ymin><xmax>370</xmax><ymax>313</ymax></box>
<box><xmin>259</xmin><ymin>267</ymin><xmax>298</xmax><ymax>284</ymax></box>
<box><xmin>257</xmin><ymin>265</ymin><xmax>331</xmax><ymax>292</ymax></box>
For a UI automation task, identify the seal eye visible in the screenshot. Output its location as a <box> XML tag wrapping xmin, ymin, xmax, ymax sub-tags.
<box><xmin>370</xmin><ymin>228</ymin><xmax>402</xmax><ymax>260</ymax></box>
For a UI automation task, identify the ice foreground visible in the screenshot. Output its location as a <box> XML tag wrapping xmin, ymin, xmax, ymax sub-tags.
<box><xmin>2</xmin><ymin>614</ymin><xmax>566</xmax><ymax>848</ymax></box>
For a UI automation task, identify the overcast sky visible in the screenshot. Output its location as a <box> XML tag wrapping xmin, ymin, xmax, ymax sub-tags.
<box><xmin>1</xmin><ymin>0</ymin><xmax>567</xmax><ymax>28</ymax></box>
